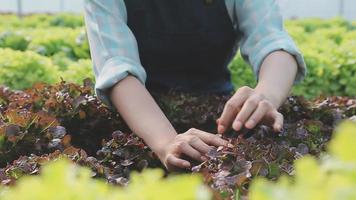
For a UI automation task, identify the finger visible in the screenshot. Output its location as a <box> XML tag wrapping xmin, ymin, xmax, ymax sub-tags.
<box><xmin>271</xmin><ymin>111</ymin><xmax>284</xmax><ymax>132</ymax></box>
<box><xmin>218</xmin><ymin>89</ymin><xmax>250</xmax><ymax>134</ymax></box>
<box><xmin>245</xmin><ymin>101</ymin><xmax>271</xmax><ymax>129</ymax></box>
<box><xmin>189</xmin><ymin>137</ymin><xmax>213</xmax><ymax>155</ymax></box>
<box><xmin>166</xmin><ymin>154</ymin><xmax>190</xmax><ymax>169</ymax></box>
<box><xmin>179</xmin><ymin>142</ymin><xmax>204</xmax><ymax>161</ymax></box>
<box><xmin>191</xmin><ymin>129</ymin><xmax>228</xmax><ymax>147</ymax></box>
<box><xmin>233</xmin><ymin>96</ymin><xmax>262</xmax><ymax>131</ymax></box>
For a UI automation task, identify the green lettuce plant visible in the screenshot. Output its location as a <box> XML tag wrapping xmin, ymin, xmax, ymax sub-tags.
<box><xmin>0</xmin><ymin>49</ymin><xmax>59</xmax><ymax>89</ymax></box>
<box><xmin>60</xmin><ymin>59</ymin><xmax>95</xmax><ymax>84</ymax></box>
<box><xmin>0</xmin><ymin>31</ymin><xmax>30</xmax><ymax>51</ymax></box>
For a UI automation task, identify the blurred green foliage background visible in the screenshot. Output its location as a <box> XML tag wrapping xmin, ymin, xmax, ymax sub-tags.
<box><xmin>0</xmin><ymin>14</ymin><xmax>355</xmax><ymax>98</ymax></box>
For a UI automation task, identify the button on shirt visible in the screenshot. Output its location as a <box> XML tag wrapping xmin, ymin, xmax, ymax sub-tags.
<box><xmin>84</xmin><ymin>0</ymin><xmax>307</xmax><ymax>109</ymax></box>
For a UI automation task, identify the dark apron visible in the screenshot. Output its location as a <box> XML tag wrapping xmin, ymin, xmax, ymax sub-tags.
<box><xmin>124</xmin><ymin>0</ymin><xmax>237</xmax><ymax>95</ymax></box>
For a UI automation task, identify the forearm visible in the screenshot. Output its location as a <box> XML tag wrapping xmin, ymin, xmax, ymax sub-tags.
<box><xmin>109</xmin><ymin>75</ymin><xmax>177</xmax><ymax>156</ymax></box>
<box><xmin>255</xmin><ymin>50</ymin><xmax>298</xmax><ymax>108</ymax></box>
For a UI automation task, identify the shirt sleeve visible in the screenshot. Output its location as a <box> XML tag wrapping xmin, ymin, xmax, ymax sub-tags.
<box><xmin>233</xmin><ymin>0</ymin><xmax>307</xmax><ymax>83</ymax></box>
<box><xmin>84</xmin><ymin>0</ymin><xmax>147</xmax><ymax>109</ymax></box>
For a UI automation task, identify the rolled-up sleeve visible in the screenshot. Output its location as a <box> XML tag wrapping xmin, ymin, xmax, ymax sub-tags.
<box><xmin>234</xmin><ymin>0</ymin><xmax>306</xmax><ymax>83</ymax></box>
<box><xmin>84</xmin><ymin>0</ymin><xmax>146</xmax><ymax>109</ymax></box>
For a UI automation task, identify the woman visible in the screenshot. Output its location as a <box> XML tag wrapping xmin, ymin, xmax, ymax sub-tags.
<box><xmin>84</xmin><ymin>0</ymin><xmax>306</xmax><ymax>171</ymax></box>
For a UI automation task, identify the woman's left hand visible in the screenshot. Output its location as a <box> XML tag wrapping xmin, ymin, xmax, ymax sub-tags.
<box><xmin>217</xmin><ymin>86</ymin><xmax>283</xmax><ymax>134</ymax></box>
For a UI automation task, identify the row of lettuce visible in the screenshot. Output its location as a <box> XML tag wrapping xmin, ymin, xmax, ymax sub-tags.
<box><xmin>1</xmin><ymin>121</ymin><xmax>355</xmax><ymax>200</ymax></box>
<box><xmin>0</xmin><ymin>14</ymin><xmax>355</xmax><ymax>98</ymax></box>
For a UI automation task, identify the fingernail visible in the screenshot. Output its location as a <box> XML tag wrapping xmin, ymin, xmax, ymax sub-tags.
<box><xmin>222</xmin><ymin>140</ymin><xmax>230</xmax><ymax>146</ymax></box>
<box><xmin>184</xmin><ymin>162</ymin><xmax>191</xmax><ymax>168</ymax></box>
<box><xmin>245</xmin><ymin>120</ymin><xmax>255</xmax><ymax>128</ymax></box>
<box><xmin>233</xmin><ymin>121</ymin><xmax>242</xmax><ymax>131</ymax></box>
<box><xmin>276</xmin><ymin>125</ymin><xmax>282</xmax><ymax>132</ymax></box>
<box><xmin>227</xmin><ymin>143</ymin><xmax>234</xmax><ymax>148</ymax></box>
<box><xmin>201</xmin><ymin>156</ymin><xmax>208</xmax><ymax>161</ymax></box>
<box><xmin>218</xmin><ymin>125</ymin><xmax>225</xmax><ymax>134</ymax></box>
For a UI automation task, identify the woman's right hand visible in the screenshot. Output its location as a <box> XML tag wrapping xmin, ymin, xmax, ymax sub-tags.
<box><xmin>156</xmin><ymin>128</ymin><xmax>228</xmax><ymax>171</ymax></box>
<box><xmin>110</xmin><ymin>76</ymin><xmax>228</xmax><ymax>171</ymax></box>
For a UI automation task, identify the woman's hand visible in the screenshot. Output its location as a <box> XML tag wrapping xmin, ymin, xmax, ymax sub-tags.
<box><xmin>216</xmin><ymin>51</ymin><xmax>300</xmax><ymax>134</ymax></box>
<box><xmin>217</xmin><ymin>86</ymin><xmax>284</xmax><ymax>134</ymax></box>
<box><xmin>156</xmin><ymin>128</ymin><xmax>228</xmax><ymax>171</ymax></box>
<box><xmin>110</xmin><ymin>76</ymin><xmax>228</xmax><ymax>171</ymax></box>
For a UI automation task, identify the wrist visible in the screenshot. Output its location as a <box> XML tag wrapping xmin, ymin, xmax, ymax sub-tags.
<box><xmin>254</xmin><ymin>85</ymin><xmax>284</xmax><ymax>108</ymax></box>
<box><xmin>146</xmin><ymin>132</ymin><xmax>176</xmax><ymax>160</ymax></box>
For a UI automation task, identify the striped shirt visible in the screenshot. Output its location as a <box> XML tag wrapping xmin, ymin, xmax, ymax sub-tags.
<box><xmin>84</xmin><ymin>0</ymin><xmax>306</xmax><ymax>108</ymax></box>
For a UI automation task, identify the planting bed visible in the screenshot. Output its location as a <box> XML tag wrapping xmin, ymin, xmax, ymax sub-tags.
<box><xmin>0</xmin><ymin>79</ymin><xmax>355</xmax><ymax>199</ymax></box>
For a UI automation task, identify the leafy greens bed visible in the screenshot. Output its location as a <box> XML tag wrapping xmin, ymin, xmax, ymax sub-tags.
<box><xmin>0</xmin><ymin>80</ymin><xmax>355</xmax><ymax>199</ymax></box>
